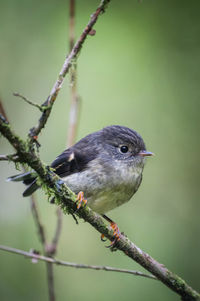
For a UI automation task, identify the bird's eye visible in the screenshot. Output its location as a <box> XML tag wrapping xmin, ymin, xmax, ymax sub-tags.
<box><xmin>120</xmin><ymin>145</ymin><xmax>129</xmax><ymax>153</ymax></box>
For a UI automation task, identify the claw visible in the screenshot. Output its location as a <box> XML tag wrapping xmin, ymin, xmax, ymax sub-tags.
<box><xmin>106</xmin><ymin>222</ymin><xmax>121</xmax><ymax>248</ymax></box>
<box><xmin>104</xmin><ymin>223</ymin><xmax>121</xmax><ymax>248</ymax></box>
<box><xmin>76</xmin><ymin>191</ymin><xmax>87</xmax><ymax>210</ymax></box>
<box><xmin>101</xmin><ymin>215</ymin><xmax>122</xmax><ymax>248</ymax></box>
<box><xmin>101</xmin><ymin>234</ymin><xmax>107</xmax><ymax>242</ymax></box>
<box><xmin>110</xmin><ymin>222</ymin><xmax>121</xmax><ymax>240</ymax></box>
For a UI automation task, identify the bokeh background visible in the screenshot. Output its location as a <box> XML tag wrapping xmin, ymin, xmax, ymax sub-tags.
<box><xmin>0</xmin><ymin>0</ymin><xmax>200</xmax><ymax>300</ymax></box>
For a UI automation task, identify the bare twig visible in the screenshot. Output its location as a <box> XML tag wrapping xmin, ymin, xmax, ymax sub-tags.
<box><xmin>29</xmin><ymin>0</ymin><xmax>111</xmax><ymax>139</ymax></box>
<box><xmin>30</xmin><ymin>190</ymin><xmax>57</xmax><ymax>301</ymax></box>
<box><xmin>0</xmin><ymin>154</ymin><xmax>20</xmax><ymax>162</ymax></box>
<box><xmin>0</xmin><ymin>100</ymin><xmax>8</xmax><ymax>122</ymax></box>
<box><xmin>44</xmin><ymin>208</ymin><xmax>63</xmax><ymax>257</ymax></box>
<box><xmin>0</xmin><ymin>245</ymin><xmax>156</xmax><ymax>280</ymax></box>
<box><xmin>30</xmin><ymin>194</ymin><xmax>46</xmax><ymax>246</ymax></box>
<box><xmin>13</xmin><ymin>93</ymin><xmax>43</xmax><ymax>112</ymax></box>
<box><xmin>51</xmin><ymin>208</ymin><xmax>62</xmax><ymax>253</ymax></box>
<box><xmin>0</xmin><ymin>116</ymin><xmax>199</xmax><ymax>301</ymax></box>
<box><xmin>67</xmin><ymin>0</ymin><xmax>80</xmax><ymax>148</ymax></box>
<box><xmin>29</xmin><ymin>194</ymin><xmax>56</xmax><ymax>300</ymax></box>
<box><xmin>46</xmin><ymin>263</ymin><xmax>55</xmax><ymax>301</ymax></box>
<box><xmin>69</xmin><ymin>0</ymin><xmax>75</xmax><ymax>52</ymax></box>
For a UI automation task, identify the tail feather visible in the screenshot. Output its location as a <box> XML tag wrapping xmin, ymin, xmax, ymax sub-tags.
<box><xmin>7</xmin><ymin>172</ymin><xmax>40</xmax><ymax>197</ymax></box>
<box><xmin>23</xmin><ymin>179</ymin><xmax>39</xmax><ymax>197</ymax></box>
<box><xmin>7</xmin><ymin>172</ymin><xmax>36</xmax><ymax>183</ymax></box>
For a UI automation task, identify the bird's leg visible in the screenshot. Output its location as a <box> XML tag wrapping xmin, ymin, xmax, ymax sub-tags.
<box><xmin>76</xmin><ymin>191</ymin><xmax>87</xmax><ymax>209</ymax></box>
<box><xmin>101</xmin><ymin>214</ymin><xmax>121</xmax><ymax>247</ymax></box>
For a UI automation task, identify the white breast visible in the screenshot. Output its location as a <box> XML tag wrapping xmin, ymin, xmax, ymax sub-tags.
<box><xmin>62</xmin><ymin>158</ymin><xmax>143</xmax><ymax>214</ymax></box>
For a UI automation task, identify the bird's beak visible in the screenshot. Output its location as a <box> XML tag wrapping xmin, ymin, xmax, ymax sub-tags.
<box><xmin>139</xmin><ymin>150</ymin><xmax>154</xmax><ymax>157</ymax></box>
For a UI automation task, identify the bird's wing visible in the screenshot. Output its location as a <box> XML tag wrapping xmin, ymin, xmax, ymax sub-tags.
<box><xmin>51</xmin><ymin>147</ymin><xmax>97</xmax><ymax>178</ymax></box>
<box><xmin>23</xmin><ymin>148</ymin><xmax>94</xmax><ymax>196</ymax></box>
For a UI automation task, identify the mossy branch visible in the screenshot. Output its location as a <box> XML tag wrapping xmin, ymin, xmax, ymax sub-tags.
<box><xmin>0</xmin><ymin>115</ymin><xmax>199</xmax><ymax>301</ymax></box>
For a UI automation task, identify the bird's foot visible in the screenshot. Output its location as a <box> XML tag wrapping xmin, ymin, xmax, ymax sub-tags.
<box><xmin>101</xmin><ymin>215</ymin><xmax>121</xmax><ymax>248</ymax></box>
<box><xmin>76</xmin><ymin>191</ymin><xmax>87</xmax><ymax>210</ymax></box>
<box><xmin>101</xmin><ymin>224</ymin><xmax>121</xmax><ymax>248</ymax></box>
<box><xmin>107</xmin><ymin>222</ymin><xmax>121</xmax><ymax>248</ymax></box>
<box><xmin>110</xmin><ymin>222</ymin><xmax>121</xmax><ymax>240</ymax></box>
<box><xmin>101</xmin><ymin>234</ymin><xmax>107</xmax><ymax>242</ymax></box>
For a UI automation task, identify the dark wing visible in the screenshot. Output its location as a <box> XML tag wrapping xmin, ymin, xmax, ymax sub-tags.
<box><xmin>23</xmin><ymin>147</ymin><xmax>96</xmax><ymax>196</ymax></box>
<box><xmin>51</xmin><ymin>145</ymin><xmax>98</xmax><ymax>178</ymax></box>
<box><xmin>9</xmin><ymin>131</ymin><xmax>101</xmax><ymax>197</ymax></box>
<box><xmin>51</xmin><ymin>149</ymin><xmax>79</xmax><ymax>177</ymax></box>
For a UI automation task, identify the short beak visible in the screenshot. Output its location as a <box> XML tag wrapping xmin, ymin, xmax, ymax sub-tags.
<box><xmin>139</xmin><ymin>150</ymin><xmax>154</xmax><ymax>157</ymax></box>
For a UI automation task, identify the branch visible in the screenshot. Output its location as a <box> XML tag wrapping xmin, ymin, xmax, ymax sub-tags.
<box><xmin>13</xmin><ymin>93</ymin><xmax>44</xmax><ymax>112</ymax></box>
<box><xmin>0</xmin><ymin>116</ymin><xmax>199</xmax><ymax>301</ymax></box>
<box><xmin>0</xmin><ymin>100</ymin><xmax>9</xmax><ymax>122</ymax></box>
<box><xmin>0</xmin><ymin>245</ymin><xmax>156</xmax><ymax>280</ymax></box>
<box><xmin>29</xmin><ymin>0</ymin><xmax>111</xmax><ymax>139</ymax></box>
<box><xmin>30</xmin><ymin>190</ymin><xmax>57</xmax><ymax>301</ymax></box>
<box><xmin>67</xmin><ymin>0</ymin><xmax>80</xmax><ymax>148</ymax></box>
<box><xmin>30</xmin><ymin>194</ymin><xmax>55</xmax><ymax>301</ymax></box>
<box><xmin>45</xmin><ymin>208</ymin><xmax>62</xmax><ymax>256</ymax></box>
<box><xmin>30</xmin><ymin>194</ymin><xmax>46</xmax><ymax>246</ymax></box>
<box><xmin>46</xmin><ymin>262</ymin><xmax>55</xmax><ymax>301</ymax></box>
<box><xmin>0</xmin><ymin>154</ymin><xmax>20</xmax><ymax>162</ymax></box>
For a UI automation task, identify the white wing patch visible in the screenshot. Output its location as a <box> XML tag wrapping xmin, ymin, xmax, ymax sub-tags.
<box><xmin>68</xmin><ymin>152</ymin><xmax>75</xmax><ymax>162</ymax></box>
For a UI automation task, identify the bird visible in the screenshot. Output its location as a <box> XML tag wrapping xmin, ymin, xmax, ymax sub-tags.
<box><xmin>8</xmin><ymin>125</ymin><xmax>153</xmax><ymax>243</ymax></box>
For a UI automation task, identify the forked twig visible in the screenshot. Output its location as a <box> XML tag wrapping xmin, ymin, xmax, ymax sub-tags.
<box><xmin>29</xmin><ymin>0</ymin><xmax>111</xmax><ymax>139</ymax></box>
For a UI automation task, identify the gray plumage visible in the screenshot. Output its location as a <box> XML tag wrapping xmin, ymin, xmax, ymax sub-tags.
<box><xmin>8</xmin><ymin>125</ymin><xmax>153</xmax><ymax>214</ymax></box>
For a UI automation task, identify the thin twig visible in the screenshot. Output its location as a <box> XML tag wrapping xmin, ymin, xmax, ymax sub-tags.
<box><xmin>30</xmin><ymin>193</ymin><xmax>56</xmax><ymax>301</ymax></box>
<box><xmin>44</xmin><ymin>208</ymin><xmax>63</xmax><ymax>256</ymax></box>
<box><xmin>67</xmin><ymin>0</ymin><xmax>80</xmax><ymax>148</ymax></box>
<box><xmin>46</xmin><ymin>263</ymin><xmax>55</xmax><ymax>301</ymax></box>
<box><xmin>29</xmin><ymin>0</ymin><xmax>111</xmax><ymax>139</ymax></box>
<box><xmin>0</xmin><ymin>245</ymin><xmax>156</xmax><ymax>280</ymax></box>
<box><xmin>30</xmin><ymin>190</ymin><xmax>56</xmax><ymax>301</ymax></box>
<box><xmin>0</xmin><ymin>116</ymin><xmax>199</xmax><ymax>301</ymax></box>
<box><xmin>30</xmin><ymin>194</ymin><xmax>46</xmax><ymax>246</ymax></box>
<box><xmin>13</xmin><ymin>93</ymin><xmax>43</xmax><ymax>112</ymax></box>
<box><xmin>0</xmin><ymin>154</ymin><xmax>20</xmax><ymax>162</ymax></box>
<box><xmin>51</xmin><ymin>208</ymin><xmax>62</xmax><ymax>253</ymax></box>
<box><xmin>69</xmin><ymin>0</ymin><xmax>75</xmax><ymax>52</ymax></box>
<box><xmin>0</xmin><ymin>100</ymin><xmax>9</xmax><ymax>122</ymax></box>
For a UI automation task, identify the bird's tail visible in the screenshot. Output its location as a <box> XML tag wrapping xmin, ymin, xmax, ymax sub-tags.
<box><xmin>7</xmin><ymin>172</ymin><xmax>40</xmax><ymax>197</ymax></box>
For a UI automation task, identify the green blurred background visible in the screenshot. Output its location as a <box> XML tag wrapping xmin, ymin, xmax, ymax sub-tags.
<box><xmin>0</xmin><ymin>0</ymin><xmax>200</xmax><ymax>300</ymax></box>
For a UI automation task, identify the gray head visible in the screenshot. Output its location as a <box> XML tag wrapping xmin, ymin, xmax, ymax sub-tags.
<box><xmin>69</xmin><ymin>125</ymin><xmax>153</xmax><ymax>169</ymax></box>
<box><xmin>93</xmin><ymin>125</ymin><xmax>153</xmax><ymax>167</ymax></box>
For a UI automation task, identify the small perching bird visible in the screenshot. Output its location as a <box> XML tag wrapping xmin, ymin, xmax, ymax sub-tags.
<box><xmin>8</xmin><ymin>125</ymin><xmax>153</xmax><ymax>242</ymax></box>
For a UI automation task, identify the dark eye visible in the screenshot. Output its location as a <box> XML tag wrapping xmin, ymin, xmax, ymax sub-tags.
<box><xmin>120</xmin><ymin>145</ymin><xmax>129</xmax><ymax>153</ymax></box>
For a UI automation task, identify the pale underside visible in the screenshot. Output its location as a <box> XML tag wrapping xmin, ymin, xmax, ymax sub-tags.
<box><xmin>62</xmin><ymin>158</ymin><xmax>143</xmax><ymax>214</ymax></box>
